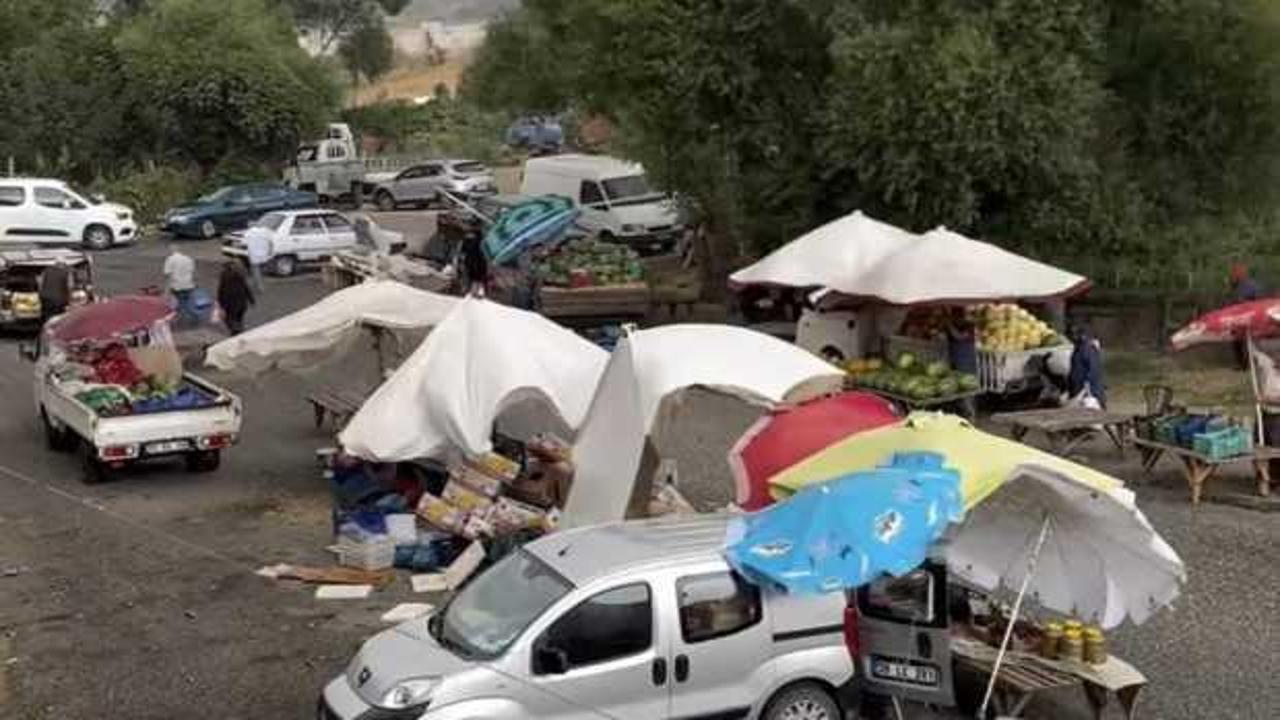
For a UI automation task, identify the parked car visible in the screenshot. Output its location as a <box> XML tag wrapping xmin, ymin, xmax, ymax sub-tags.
<box><xmin>0</xmin><ymin>249</ymin><xmax>95</xmax><ymax>328</ymax></box>
<box><xmin>0</xmin><ymin>178</ymin><xmax>137</xmax><ymax>250</ymax></box>
<box><xmin>221</xmin><ymin>210</ymin><xmax>403</xmax><ymax>277</ymax></box>
<box><xmin>163</xmin><ymin>183</ymin><xmax>317</xmax><ymax>239</ymax></box>
<box><xmin>520</xmin><ymin>154</ymin><xmax>682</xmax><ymax>255</ymax></box>
<box><xmin>319</xmin><ymin>515</ymin><xmax>854</xmax><ymax>720</ymax></box>
<box><xmin>367</xmin><ymin>160</ymin><xmax>497</xmax><ymax>212</ymax></box>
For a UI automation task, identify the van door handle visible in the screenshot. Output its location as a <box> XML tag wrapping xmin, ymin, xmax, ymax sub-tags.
<box><xmin>674</xmin><ymin>654</ymin><xmax>689</xmax><ymax>683</ymax></box>
<box><xmin>651</xmin><ymin>658</ymin><xmax>667</xmax><ymax>686</ymax></box>
<box><xmin>917</xmin><ymin>632</ymin><xmax>933</xmax><ymax>659</ymax></box>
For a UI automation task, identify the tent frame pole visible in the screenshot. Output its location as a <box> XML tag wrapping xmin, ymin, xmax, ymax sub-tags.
<box><xmin>976</xmin><ymin>514</ymin><xmax>1052</xmax><ymax>719</ymax></box>
<box><xmin>1247</xmin><ymin>333</ymin><xmax>1267</xmax><ymax>446</ymax></box>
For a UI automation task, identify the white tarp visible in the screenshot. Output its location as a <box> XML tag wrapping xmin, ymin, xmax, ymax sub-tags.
<box><xmin>338</xmin><ymin>297</ymin><xmax>608</xmax><ymax>461</ymax></box>
<box><xmin>564</xmin><ymin>324</ymin><xmax>843</xmax><ymax>527</ymax></box>
<box><xmin>949</xmin><ymin>464</ymin><xmax>1185</xmax><ymax>629</ymax></box>
<box><xmin>730</xmin><ymin>213</ymin><xmax>1088</xmax><ymax>304</ymax></box>
<box><xmin>205</xmin><ymin>280</ymin><xmax>459</xmax><ymax>375</ymax></box>
<box><xmin>729</xmin><ymin>211</ymin><xmax>914</xmax><ymax>290</ymax></box>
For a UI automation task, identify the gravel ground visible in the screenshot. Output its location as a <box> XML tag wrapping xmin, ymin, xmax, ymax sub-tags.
<box><xmin>0</xmin><ymin>226</ymin><xmax>1277</xmax><ymax>719</ymax></box>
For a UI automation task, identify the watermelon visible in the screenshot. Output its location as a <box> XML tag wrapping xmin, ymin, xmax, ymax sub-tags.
<box><xmin>895</xmin><ymin>352</ymin><xmax>917</xmax><ymax>372</ymax></box>
<box><xmin>958</xmin><ymin>374</ymin><xmax>980</xmax><ymax>391</ymax></box>
<box><xmin>925</xmin><ymin>361</ymin><xmax>948</xmax><ymax>379</ymax></box>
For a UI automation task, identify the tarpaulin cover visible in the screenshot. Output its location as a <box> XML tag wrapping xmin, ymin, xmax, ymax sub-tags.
<box><xmin>205</xmin><ymin>281</ymin><xmax>459</xmax><ymax>375</ymax></box>
<box><xmin>339</xmin><ymin>297</ymin><xmax>608</xmax><ymax>461</ymax></box>
<box><xmin>729</xmin><ymin>211</ymin><xmax>914</xmax><ymax>291</ymax></box>
<box><xmin>563</xmin><ymin>324</ymin><xmax>844</xmax><ymax>528</ymax></box>
<box><xmin>48</xmin><ymin>296</ymin><xmax>173</xmax><ymax>345</ymax></box>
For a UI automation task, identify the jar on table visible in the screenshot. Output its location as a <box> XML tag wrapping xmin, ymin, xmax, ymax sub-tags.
<box><xmin>1040</xmin><ymin>622</ymin><xmax>1063</xmax><ymax>659</ymax></box>
<box><xmin>1084</xmin><ymin>626</ymin><xmax>1108</xmax><ymax>665</ymax></box>
<box><xmin>1060</xmin><ymin>628</ymin><xmax>1085</xmax><ymax>663</ymax></box>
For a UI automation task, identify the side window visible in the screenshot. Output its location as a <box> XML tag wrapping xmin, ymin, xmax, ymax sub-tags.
<box><xmin>860</xmin><ymin>568</ymin><xmax>935</xmax><ymax>625</ymax></box>
<box><xmin>326</xmin><ymin>143</ymin><xmax>347</xmax><ymax>160</ymax></box>
<box><xmin>322</xmin><ymin>214</ymin><xmax>353</xmax><ymax>232</ymax></box>
<box><xmin>291</xmin><ymin>216</ymin><xmax>325</xmax><ymax>235</ymax></box>
<box><xmin>423</xmin><ymin>163</ymin><xmax>443</xmax><ymax>177</ymax></box>
<box><xmin>34</xmin><ymin>187</ymin><xmax>84</xmax><ymax>210</ymax></box>
<box><xmin>399</xmin><ymin>166</ymin><xmax>423</xmax><ymax>180</ymax></box>
<box><xmin>536</xmin><ymin>584</ymin><xmax>652</xmax><ymax>673</ymax></box>
<box><xmin>0</xmin><ymin>186</ymin><xmax>25</xmax><ymax>207</ymax></box>
<box><xmin>228</xmin><ymin>189</ymin><xmax>253</xmax><ymax>205</ymax></box>
<box><xmin>579</xmin><ymin>181</ymin><xmax>605</xmax><ymax>206</ymax></box>
<box><xmin>678</xmin><ymin>572</ymin><xmax>762</xmax><ymax>643</ymax></box>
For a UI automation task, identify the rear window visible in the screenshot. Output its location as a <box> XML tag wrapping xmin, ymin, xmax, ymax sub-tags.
<box><xmin>452</xmin><ymin>161</ymin><xmax>488</xmax><ymax>175</ymax></box>
<box><xmin>252</xmin><ymin>213</ymin><xmax>286</xmax><ymax>231</ymax></box>
<box><xmin>0</xmin><ymin>186</ymin><xmax>23</xmax><ymax>207</ymax></box>
<box><xmin>678</xmin><ymin>572</ymin><xmax>762</xmax><ymax>643</ymax></box>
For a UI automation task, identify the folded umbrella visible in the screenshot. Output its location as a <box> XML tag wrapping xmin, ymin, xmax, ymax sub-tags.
<box><xmin>1169</xmin><ymin>297</ymin><xmax>1280</xmax><ymax>351</ymax></box>
<box><xmin>727</xmin><ymin>391</ymin><xmax>900</xmax><ymax>511</ymax></box>
<box><xmin>48</xmin><ymin>295</ymin><xmax>173</xmax><ymax>345</ymax></box>
<box><xmin>724</xmin><ymin>452</ymin><xmax>964</xmax><ymax>594</ymax></box>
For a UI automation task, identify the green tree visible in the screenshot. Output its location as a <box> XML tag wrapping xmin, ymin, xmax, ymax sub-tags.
<box><xmin>284</xmin><ymin>0</ymin><xmax>409</xmax><ymax>52</ymax></box>
<box><xmin>339</xmin><ymin>18</ymin><xmax>395</xmax><ymax>89</ymax></box>
<box><xmin>115</xmin><ymin>0</ymin><xmax>339</xmax><ymax>171</ymax></box>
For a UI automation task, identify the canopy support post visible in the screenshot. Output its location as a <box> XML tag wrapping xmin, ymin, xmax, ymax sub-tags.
<box><xmin>1247</xmin><ymin>333</ymin><xmax>1266</xmax><ymax>446</ymax></box>
<box><xmin>977</xmin><ymin>513</ymin><xmax>1052</xmax><ymax>719</ymax></box>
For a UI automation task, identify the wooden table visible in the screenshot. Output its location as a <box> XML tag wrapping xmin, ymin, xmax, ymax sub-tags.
<box><xmin>953</xmin><ymin>638</ymin><xmax>1146</xmax><ymax>720</ymax></box>
<box><xmin>1132</xmin><ymin>438</ymin><xmax>1280</xmax><ymax>504</ymax></box>
<box><xmin>991</xmin><ymin>408</ymin><xmax>1135</xmax><ymax>457</ymax></box>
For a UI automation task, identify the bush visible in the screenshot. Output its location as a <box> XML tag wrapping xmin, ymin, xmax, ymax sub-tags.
<box><xmin>90</xmin><ymin>165</ymin><xmax>201</xmax><ymax>227</ymax></box>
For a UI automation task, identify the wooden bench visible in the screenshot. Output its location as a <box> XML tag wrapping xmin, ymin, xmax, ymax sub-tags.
<box><xmin>306</xmin><ymin>386</ymin><xmax>372</xmax><ymax>430</ymax></box>
<box><xmin>991</xmin><ymin>408</ymin><xmax>1135</xmax><ymax>457</ymax></box>
<box><xmin>1133</xmin><ymin>437</ymin><xmax>1280</xmax><ymax>504</ymax></box>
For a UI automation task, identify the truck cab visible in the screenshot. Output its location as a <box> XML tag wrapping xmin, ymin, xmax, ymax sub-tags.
<box><xmin>285</xmin><ymin>123</ymin><xmax>365</xmax><ymax>202</ymax></box>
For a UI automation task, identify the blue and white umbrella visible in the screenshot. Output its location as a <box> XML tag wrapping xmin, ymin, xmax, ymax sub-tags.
<box><xmin>483</xmin><ymin>196</ymin><xmax>580</xmax><ymax>266</ymax></box>
<box><xmin>724</xmin><ymin>452</ymin><xmax>965</xmax><ymax>595</ymax></box>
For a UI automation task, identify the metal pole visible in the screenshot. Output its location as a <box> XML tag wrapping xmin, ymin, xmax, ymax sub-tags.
<box><xmin>977</xmin><ymin>514</ymin><xmax>1053</xmax><ymax>719</ymax></box>
<box><xmin>1246</xmin><ymin>333</ymin><xmax>1266</xmax><ymax>445</ymax></box>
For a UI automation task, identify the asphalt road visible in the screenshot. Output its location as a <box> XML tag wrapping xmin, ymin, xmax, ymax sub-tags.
<box><xmin>1</xmin><ymin>227</ymin><xmax>1278</xmax><ymax>719</ymax></box>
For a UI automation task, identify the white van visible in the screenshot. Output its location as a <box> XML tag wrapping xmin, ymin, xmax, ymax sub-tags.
<box><xmin>520</xmin><ymin>154</ymin><xmax>682</xmax><ymax>255</ymax></box>
<box><xmin>0</xmin><ymin>178</ymin><xmax>137</xmax><ymax>250</ymax></box>
<box><xmin>320</xmin><ymin>515</ymin><xmax>854</xmax><ymax>720</ymax></box>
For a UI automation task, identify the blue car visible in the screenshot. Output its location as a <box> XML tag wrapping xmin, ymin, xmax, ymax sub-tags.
<box><xmin>163</xmin><ymin>183</ymin><xmax>317</xmax><ymax>239</ymax></box>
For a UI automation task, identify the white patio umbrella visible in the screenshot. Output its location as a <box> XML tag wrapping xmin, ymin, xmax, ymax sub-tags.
<box><xmin>728</xmin><ymin>210</ymin><xmax>916</xmax><ymax>290</ymax></box>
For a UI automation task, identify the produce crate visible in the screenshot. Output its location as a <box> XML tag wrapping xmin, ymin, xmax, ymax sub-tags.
<box><xmin>1192</xmin><ymin>427</ymin><xmax>1253</xmax><ymax>460</ymax></box>
<box><xmin>884</xmin><ymin>335</ymin><xmax>948</xmax><ymax>367</ymax></box>
<box><xmin>975</xmin><ymin>343</ymin><xmax>1071</xmax><ymax>394</ymax></box>
<box><xmin>337</xmin><ymin>537</ymin><xmax>396</xmax><ymax>571</ymax></box>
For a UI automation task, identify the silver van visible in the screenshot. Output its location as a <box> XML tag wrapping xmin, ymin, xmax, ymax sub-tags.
<box><xmin>319</xmin><ymin>515</ymin><xmax>854</xmax><ymax>720</ymax></box>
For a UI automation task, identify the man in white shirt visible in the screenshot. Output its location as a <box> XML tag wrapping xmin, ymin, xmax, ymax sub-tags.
<box><xmin>163</xmin><ymin>244</ymin><xmax>197</xmax><ymax>324</ymax></box>
<box><xmin>244</xmin><ymin>225</ymin><xmax>271</xmax><ymax>293</ymax></box>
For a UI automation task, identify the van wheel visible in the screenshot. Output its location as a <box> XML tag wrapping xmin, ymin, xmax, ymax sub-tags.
<box><xmin>83</xmin><ymin>224</ymin><xmax>113</xmax><ymax>250</ymax></box>
<box><xmin>41</xmin><ymin>409</ymin><xmax>73</xmax><ymax>452</ymax></box>
<box><xmin>376</xmin><ymin>190</ymin><xmax>396</xmax><ymax>212</ymax></box>
<box><xmin>185</xmin><ymin>450</ymin><xmax>221</xmax><ymax>473</ymax></box>
<box><xmin>271</xmin><ymin>254</ymin><xmax>297</xmax><ymax>277</ymax></box>
<box><xmin>762</xmin><ymin>682</ymin><xmax>841</xmax><ymax>720</ymax></box>
<box><xmin>599</xmin><ymin>230</ymin><xmax>618</xmax><ymax>245</ymax></box>
<box><xmin>79</xmin><ymin>441</ymin><xmax>113</xmax><ymax>485</ymax></box>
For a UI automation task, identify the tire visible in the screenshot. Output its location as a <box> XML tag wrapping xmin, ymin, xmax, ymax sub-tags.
<box><xmin>82</xmin><ymin>224</ymin><xmax>113</xmax><ymax>250</ymax></box>
<box><xmin>599</xmin><ymin>230</ymin><xmax>618</xmax><ymax>245</ymax></box>
<box><xmin>41</xmin><ymin>409</ymin><xmax>73</xmax><ymax>452</ymax></box>
<box><xmin>762</xmin><ymin>682</ymin><xmax>842</xmax><ymax>720</ymax></box>
<box><xmin>79</xmin><ymin>441</ymin><xmax>112</xmax><ymax>485</ymax></box>
<box><xmin>200</xmin><ymin>219</ymin><xmax>218</xmax><ymax>240</ymax></box>
<box><xmin>271</xmin><ymin>254</ymin><xmax>297</xmax><ymax>277</ymax></box>
<box><xmin>185</xmin><ymin>450</ymin><xmax>221</xmax><ymax>473</ymax></box>
<box><xmin>376</xmin><ymin>190</ymin><xmax>396</xmax><ymax>212</ymax></box>
<box><xmin>820</xmin><ymin>345</ymin><xmax>846</xmax><ymax>363</ymax></box>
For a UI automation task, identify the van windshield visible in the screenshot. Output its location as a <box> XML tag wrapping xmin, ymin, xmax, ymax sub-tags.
<box><xmin>434</xmin><ymin>549</ymin><xmax>572</xmax><ymax>660</ymax></box>
<box><xmin>602</xmin><ymin>175</ymin><xmax>662</xmax><ymax>204</ymax></box>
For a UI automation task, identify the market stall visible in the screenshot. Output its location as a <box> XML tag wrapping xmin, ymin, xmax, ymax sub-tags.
<box><xmin>992</xmin><ymin>407</ymin><xmax>1135</xmax><ymax>457</ymax></box>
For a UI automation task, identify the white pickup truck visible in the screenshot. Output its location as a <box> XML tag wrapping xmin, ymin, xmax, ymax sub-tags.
<box><xmin>25</xmin><ymin>338</ymin><xmax>243</xmax><ymax>484</ymax></box>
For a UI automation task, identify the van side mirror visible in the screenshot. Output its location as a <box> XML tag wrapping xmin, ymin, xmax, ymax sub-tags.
<box><xmin>19</xmin><ymin>342</ymin><xmax>38</xmax><ymax>362</ymax></box>
<box><xmin>533</xmin><ymin>645</ymin><xmax>569</xmax><ymax>675</ymax></box>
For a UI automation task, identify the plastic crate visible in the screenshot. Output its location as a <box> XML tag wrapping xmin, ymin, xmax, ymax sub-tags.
<box><xmin>975</xmin><ymin>343</ymin><xmax>1072</xmax><ymax>394</ymax></box>
<box><xmin>1193</xmin><ymin>427</ymin><xmax>1252</xmax><ymax>460</ymax></box>
<box><xmin>337</xmin><ymin>536</ymin><xmax>396</xmax><ymax>571</ymax></box>
<box><xmin>1152</xmin><ymin>416</ymin><xmax>1182</xmax><ymax>445</ymax></box>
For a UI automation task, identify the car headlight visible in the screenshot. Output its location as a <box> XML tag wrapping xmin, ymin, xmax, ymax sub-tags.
<box><xmin>169</xmin><ymin>214</ymin><xmax>188</xmax><ymax>224</ymax></box>
<box><xmin>379</xmin><ymin>677</ymin><xmax>440</xmax><ymax>711</ymax></box>
<box><xmin>620</xmin><ymin>224</ymin><xmax>645</xmax><ymax>234</ymax></box>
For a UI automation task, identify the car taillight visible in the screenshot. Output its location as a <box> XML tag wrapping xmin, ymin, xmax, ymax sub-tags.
<box><xmin>197</xmin><ymin>434</ymin><xmax>233</xmax><ymax>450</ymax></box>
<box><xmin>100</xmin><ymin>444</ymin><xmax>137</xmax><ymax>460</ymax></box>
<box><xmin>843</xmin><ymin>602</ymin><xmax>861</xmax><ymax>667</ymax></box>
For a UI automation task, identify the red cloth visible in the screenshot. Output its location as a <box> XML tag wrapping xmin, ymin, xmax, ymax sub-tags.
<box><xmin>92</xmin><ymin>346</ymin><xmax>144</xmax><ymax>388</ymax></box>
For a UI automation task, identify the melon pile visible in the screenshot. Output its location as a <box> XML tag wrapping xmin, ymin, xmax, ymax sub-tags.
<box><xmin>973</xmin><ymin>304</ymin><xmax>1065</xmax><ymax>352</ymax></box>
<box><xmin>846</xmin><ymin>352</ymin><xmax>980</xmax><ymax>400</ymax></box>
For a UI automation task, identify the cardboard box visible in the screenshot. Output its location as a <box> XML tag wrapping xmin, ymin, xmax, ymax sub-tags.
<box><xmin>443</xmin><ymin>479</ymin><xmax>495</xmax><ymax>513</ymax></box>
<box><xmin>473</xmin><ymin>452</ymin><xmax>520</xmax><ymax>482</ymax></box>
<box><xmin>417</xmin><ymin>493</ymin><xmax>466</xmax><ymax>534</ymax></box>
<box><xmin>491</xmin><ymin>496</ymin><xmax>547</xmax><ymax>533</ymax></box>
<box><xmin>450</xmin><ymin>463</ymin><xmax>506</xmax><ymax>498</ymax></box>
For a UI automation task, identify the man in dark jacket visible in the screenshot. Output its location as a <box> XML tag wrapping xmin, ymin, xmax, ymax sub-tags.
<box><xmin>216</xmin><ymin>260</ymin><xmax>255</xmax><ymax>335</ymax></box>
<box><xmin>38</xmin><ymin>258</ymin><xmax>72</xmax><ymax>325</ymax></box>
<box><xmin>1231</xmin><ymin>263</ymin><xmax>1263</xmax><ymax>369</ymax></box>
<box><xmin>1068</xmin><ymin>324</ymin><xmax>1106</xmax><ymax>408</ymax></box>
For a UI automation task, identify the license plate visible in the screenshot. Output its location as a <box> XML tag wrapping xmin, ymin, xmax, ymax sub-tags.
<box><xmin>871</xmin><ymin>656</ymin><xmax>940</xmax><ymax>687</ymax></box>
<box><xmin>146</xmin><ymin>440</ymin><xmax>190</xmax><ymax>455</ymax></box>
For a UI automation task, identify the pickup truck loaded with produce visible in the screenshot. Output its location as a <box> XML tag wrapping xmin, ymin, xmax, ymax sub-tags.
<box><xmin>25</xmin><ymin>297</ymin><xmax>242</xmax><ymax>484</ymax></box>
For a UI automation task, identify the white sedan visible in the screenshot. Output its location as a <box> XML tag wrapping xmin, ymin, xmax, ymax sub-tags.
<box><xmin>221</xmin><ymin>210</ymin><xmax>403</xmax><ymax>276</ymax></box>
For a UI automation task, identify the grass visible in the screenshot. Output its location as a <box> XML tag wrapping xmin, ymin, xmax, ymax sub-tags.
<box><xmin>1107</xmin><ymin>347</ymin><xmax>1258</xmax><ymax>419</ymax></box>
<box><xmin>350</xmin><ymin>54</ymin><xmax>471</xmax><ymax>106</ymax></box>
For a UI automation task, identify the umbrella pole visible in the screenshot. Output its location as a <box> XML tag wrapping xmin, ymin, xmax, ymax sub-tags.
<box><xmin>1247</xmin><ymin>333</ymin><xmax>1266</xmax><ymax>446</ymax></box>
<box><xmin>977</xmin><ymin>514</ymin><xmax>1052</xmax><ymax>720</ymax></box>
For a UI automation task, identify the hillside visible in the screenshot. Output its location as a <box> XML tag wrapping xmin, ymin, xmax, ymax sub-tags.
<box><xmin>394</xmin><ymin>0</ymin><xmax>518</xmax><ymax>25</ymax></box>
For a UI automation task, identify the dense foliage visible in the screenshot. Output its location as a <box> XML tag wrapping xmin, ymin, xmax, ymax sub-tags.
<box><xmin>465</xmin><ymin>0</ymin><xmax>1280</xmax><ymax>291</ymax></box>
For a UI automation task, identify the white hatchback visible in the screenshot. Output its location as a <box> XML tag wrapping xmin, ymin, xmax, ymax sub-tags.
<box><xmin>0</xmin><ymin>178</ymin><xmax>138</xmax><ymax>250</ymax></box>
<box><xmin>222</xmin><ymin>210</ymin><xmax>403</xmax><ymax>277</ymax></box>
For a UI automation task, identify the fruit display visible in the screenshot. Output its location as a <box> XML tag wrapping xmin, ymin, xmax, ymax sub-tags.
<box><xmin>898</xmin><ymin>308</ymin><xmax>950</xmax><ymax>341</ymax></box>
<box><xmin>845</xmin><ymin>352</ymin><xmax>980</xmax><ymax>401</ymax></box>
<box><xmin>973</xmin><ymin>303</ymin><xmax>1066</xmax><ymax>352</ymax></box>
<box><xmin>536</xmin><ymin>238</ymin><xmax>645</xmax><ymax>288</ymax></box>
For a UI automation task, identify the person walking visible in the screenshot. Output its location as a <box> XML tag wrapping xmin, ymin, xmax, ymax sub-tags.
<box><xmin>1067</xmin><ymin>323</ymin><xmax>1107</xmax><ymax>409</ymax></box>
<box><xmin>216</xmin><ymin>260</ymin><xmax>254</xmax><ymax>335</ymax></box>
<box><xmin>1230</xmin><ymin>263</ymin><xmax>1262</xmax><ymax>370</ymax></box>
<box><xmin>38</xmin><ymin>257</ymin><xmax>72</xmax><ymax>325</ymax></box>
<box><xmin>244</xmin><ymin>222</ymin><xmax>271</xmax><ymax>293</ymax></box>
<box><xmin>461</xmin><ymin>228</ymin><xmax>488</xmax><ymax>297</ymax></box>
<box><xmin>163</xmin><ymin>243</ymin><xmax>197</xmax><ymax>326</ymax></box>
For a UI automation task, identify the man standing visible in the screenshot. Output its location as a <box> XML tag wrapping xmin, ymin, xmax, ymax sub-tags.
<box><xmin>1230</xmin><ymin>263</ymin><xmax>1262</xmax><ymax>369</ymax></box>
<box><xmin>163</xmin><ymin>243</ymin><xmax>196</xmax><ymax>325</ymax></box>
<box><xmin>244</xmin><ymin>222</ymin><xmax>271</xmax><ymax>293</ymax></box>
<box><xmin>1067</xmin><ymin>323</ymin><xmax>1107</xmax><ymax>409</ymax></box>
<box><xmin>38</xmin><ymin>257</ymin><xmax>72</xmax><ymax>325</ymax></box>
<box><xmin>216</xmin><ymin>260</ymin><xmax>254</xmax><ymax>335</ymax></box>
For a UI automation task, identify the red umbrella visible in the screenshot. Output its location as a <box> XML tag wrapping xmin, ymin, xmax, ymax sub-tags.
<box><xmin>728</xmin><ymin>391</ymin><xmax>900</xmax><ymax>511</ymax></box>
<box><xmin>48</xmin><ymin>295</ymin><xmax>174</xmax><ymax>345</ymax></box>
<box><xmin>1170</xmin><ymin>297</ymin><xmax>1280</xmax><ymax>351</ymax></box>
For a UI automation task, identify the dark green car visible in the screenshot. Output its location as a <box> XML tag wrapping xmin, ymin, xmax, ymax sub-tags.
<box><xmin>162</xmin><ymin>183</ymin><xmax>318</xmax><ymax>239</ymax></box>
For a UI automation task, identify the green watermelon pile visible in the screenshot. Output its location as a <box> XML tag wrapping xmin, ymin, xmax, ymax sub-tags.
<box><xmin>853</xmin><ymin>352</ymin><xmax>981</xmax><ymax>401</ymax></box>
<box><xmin>537</xmin><ymin>239</ymin><xmax>645</xmax><ymax>287</ymax></box>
